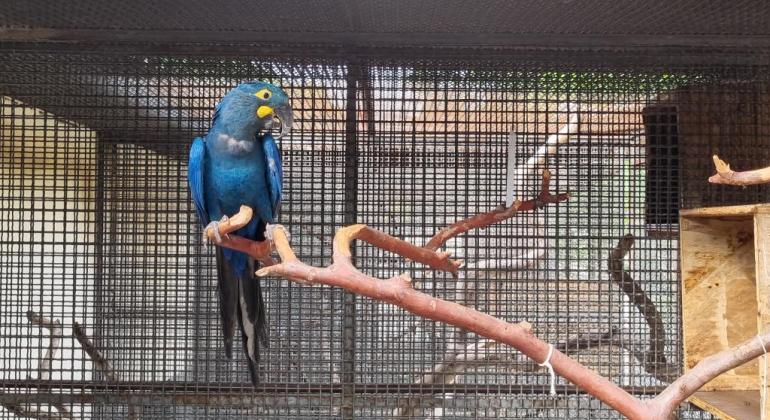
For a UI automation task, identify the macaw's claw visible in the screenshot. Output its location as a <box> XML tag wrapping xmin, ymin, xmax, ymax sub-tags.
<box><xmin>203</xmin><ymin>221</ymin><xmax>222</xmax><ymax>243</ymax></box>
<box><xmin>264</xmin><ymin>223</ymin><xmax>285</xmax><ymax>241</ymax></box>
<box><xmin>204</xmin><ymin>216</ymin><xmax>231</xmax><ymax>244</ymax></box>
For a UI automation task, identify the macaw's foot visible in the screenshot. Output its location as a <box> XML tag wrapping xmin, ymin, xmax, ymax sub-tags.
<box><xmin>264</xmin><ymin>223</ymin><xmax>286</xmax><ymax>242</ymax></box>
<box><xmin>203</xmin><ymin>215</ymin><xmax>230</xmax><ymax>244</ymax></box>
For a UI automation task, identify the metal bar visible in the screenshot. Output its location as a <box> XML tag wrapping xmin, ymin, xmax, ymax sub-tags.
<box><xmin>5</xmin><ymin>28</ymin><xmax>770</xmax><ymax>50</ymax></box>
<box><xmin>92</xmin><ymin>134</ymin><xmax>109</xmax><ymax>383</ymax></box>
<box><xmin>0</xmin><ymin>383</ymin><xmax>666</xmax><ymax>403</ymax></box>
<box><xmin>340</xmin><ymin>62</ymin><xmax>361</xmax><ymax>420</ymax></box>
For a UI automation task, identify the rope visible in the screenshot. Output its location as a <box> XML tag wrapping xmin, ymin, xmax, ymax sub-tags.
<box><xmin>538</xmin><ymin>344</ymin><xmax>557</xmax><ymax>396</ymax></box>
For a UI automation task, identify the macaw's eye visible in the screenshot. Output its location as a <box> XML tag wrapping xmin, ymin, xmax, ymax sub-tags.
<box><xmin>255</xmin><ymin>88</ymin><xmax>272</xmax><ymax>100</ymax></box>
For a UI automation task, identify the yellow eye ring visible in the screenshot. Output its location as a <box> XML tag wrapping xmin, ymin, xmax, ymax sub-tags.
<box><xmin>255</xmin><ymin>88</ymin><xmax>272</xmax><ymax>100</ymax></box>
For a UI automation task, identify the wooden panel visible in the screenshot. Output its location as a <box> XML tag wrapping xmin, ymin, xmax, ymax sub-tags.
<box><xmin>680</xmin><ymin>204</ymin><xmax>766</xmax><ymax>219</ymax></box>
<box><xmin>681</xmin><ymin>217</ymin><xmax>759</xmax><ymax>390</ymax></box>
<box><xmin>755</xmin><ymin>210</ymin><xmax>770</xmax><ymax>418</ymax></box>
<box><xmin>690</xmin><ymin>390</ymin><xmax>761</xmax><ymax>420</ymax></box>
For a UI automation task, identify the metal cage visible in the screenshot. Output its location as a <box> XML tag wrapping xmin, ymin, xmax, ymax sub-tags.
<box><xmin>2</xmin><ymin>2</ymin><xmax>770</xmax><ymax>419</ymax></box>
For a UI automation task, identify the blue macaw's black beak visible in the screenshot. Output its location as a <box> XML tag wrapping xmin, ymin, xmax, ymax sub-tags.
<box><xmin>274</xmin><ymin>103</ymin><xmax>293</xmax><ymax>139</ymax></box>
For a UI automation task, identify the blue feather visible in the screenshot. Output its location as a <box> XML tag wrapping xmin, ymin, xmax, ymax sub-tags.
<box><xmin>262</xmin><ymin>133</ymin><xmax>283</xmax><ymax>221</ymax></box>
<box><xmin>188</xmin><ymin>137</ymin><xmax>209</xmax><ymax>226</ymax></box>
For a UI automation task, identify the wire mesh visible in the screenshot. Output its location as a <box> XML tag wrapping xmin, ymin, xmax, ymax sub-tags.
<box><xmin>1</xmin><ymin>47</ymin><xmax>769</xmax><ymax>419</ymax></box>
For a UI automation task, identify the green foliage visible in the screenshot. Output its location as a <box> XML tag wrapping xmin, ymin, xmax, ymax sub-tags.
<box><xmin>405</xmin><ymin>68</ymin><xmax>709</xmax><ymax>93</ymax></box>
<box><xmin>135</xmin><ymin>56</ymin><xmax>281</xmax><ymax>80</ymax></box>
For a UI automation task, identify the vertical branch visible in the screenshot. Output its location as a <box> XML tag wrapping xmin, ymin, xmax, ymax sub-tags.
<box><xmin>25</xmin><ymin>311</ymin><xmax>62</xmax><ymax>382</ymax></box>
<box><xmin>608</xmin><ymin>235</ymin><xmax>677</xmax><ymax>382</ymax></box>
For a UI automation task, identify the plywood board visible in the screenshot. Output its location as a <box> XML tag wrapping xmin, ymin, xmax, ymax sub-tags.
<box><xmin>681</xmin><ymin>217</ymin><xmax>759</xmax><ymax>391</ymax></box>
<box><xmin>680</xmin><ymin>205</ymin><xmax>769</xmax><ymax>219</ymax></box>
<box><xmin>754</xmin><ymin>210</ymin><xmax>770</xmax><ymax>418</ymax></box>
<box><xmin>690</xmin><ymin>390</ymin><xmax>761</xmax><ymax>420</ymax></box>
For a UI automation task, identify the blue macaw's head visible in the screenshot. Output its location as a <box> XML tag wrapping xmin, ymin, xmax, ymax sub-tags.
<box><xmin>217</xmin><ymin>81</ymin><xmax>293</xmax><ymax>139</ymax></box>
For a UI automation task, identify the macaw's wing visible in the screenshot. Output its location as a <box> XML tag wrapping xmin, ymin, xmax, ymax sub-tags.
<box><xmin>188</xmin><ymin>137</ymin><xmax>209</xmax><ymax>225</ymax></box>
<box><xmin>190</xmin><ymin>137</ymin><xmax>241</xmax><ymax>357</ymax></box>
<box><xmin>262</xmin><ymin>133</ymin><xmax>283</xmax><ymax>221</ymax></box>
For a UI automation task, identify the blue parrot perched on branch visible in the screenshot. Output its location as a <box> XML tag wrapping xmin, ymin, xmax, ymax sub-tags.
<box><xmin>188</xmin><ymin>82</ymin><xmax>292</xmax><ymax>384</ymax></box>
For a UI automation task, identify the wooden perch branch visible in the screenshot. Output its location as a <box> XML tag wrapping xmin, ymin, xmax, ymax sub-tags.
<box><xmin>214</xmin><ymin>213</ymin><xmax>770</xmax><ymax>418</ymax></box>
<box><xmin>708</xmin><ymin>154</ymin><xmax>770</xmax><ymax>186</ymax></box>
<box><xmin>651</xmin><ymin>332</ymin><xmax>770</xmax><ymax>418</ymax></box>
<box><xmin>213</xmin><ymin>204</ymin><xmax>651</xmax><ymax>418</ymax></box>
<box><xmin>253</xmin><ymin>225</ymin><xmax>650</xmax><ymax>417</ymax></box>
<box><xmin>392</xmin><ymin>327</ymin><xmax>628</xmax><ymax>418</ymax></box>
<box><xmin>400</xmin><ymin>159</ymin><xmax>569</xmax><ymax>418</ymax></box>
<box><xmin>207</xmin><ymin>177</ymin><xmax>770</xmax><ymax>419</ymax></box>
<box><xmin>425</xmin><ymin>170</ymin><xmax>570</xmax><ymax>251</ymax></box>
<box><xmin>203</xmin><ymin>205</ymin><xmax>276</xmax><ymax>267</ymax></box>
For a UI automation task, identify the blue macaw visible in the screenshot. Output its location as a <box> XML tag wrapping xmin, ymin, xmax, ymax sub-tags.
<box><xmin>188</xmin><ymin>81</ymin><xmax>292</xmax><ymax>384</ymax></box>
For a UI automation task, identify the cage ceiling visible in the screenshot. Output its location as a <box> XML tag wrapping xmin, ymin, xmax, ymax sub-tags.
<box><xmin>3</xmin><ymin>0</ymin><xmax>770</xmax><ymax>53</ymax></box>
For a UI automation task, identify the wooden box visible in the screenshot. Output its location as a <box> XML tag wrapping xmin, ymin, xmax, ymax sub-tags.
<box><xmin>680</xmin><ymin>205</ymin><xmax>770</xmax><ymax>419</ymax></box>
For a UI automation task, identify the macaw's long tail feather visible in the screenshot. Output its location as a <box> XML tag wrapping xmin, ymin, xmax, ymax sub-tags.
<box><xmin>238</xmin><ymin>258</ymin><xmax>268</xmax><ymax>385</ymax></box>
<box><xmin>215</xmin><ymin>249</ymin><xmax>238</xmax><ymax>359</ymax></box>
<box><xmin>216</xmin><ymin>250</ymin><xmax>268</xmax><ymax>385</ymax></box>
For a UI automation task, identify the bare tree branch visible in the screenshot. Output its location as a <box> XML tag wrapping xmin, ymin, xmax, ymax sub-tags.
<box><xmin>72</xmin><ymin>322</ymin><xmax>117</xmax><ymax>382</ymax></box>
<box><xmin>651</xmin><ymin>334</ymin><xmax>770</xmax><ymax>418</ymax></box>
<box><xmin>409</xmin><ymin>123</ymin><xmax>577</xmax><ymax>419</ymax></box>
<box><xmin>425</xmin><ymin>170</ymin><xmax>570</xmax><ymax>251</ymax></box>
<box><xmin>25</xmin><ymin>311</ymin><xmax>62</xmax><ymax>382</ymax></box>
<box><xmin>608</xmin><ymin>235</ymin><xmax>678</xmax><ymax>383</ymax></box>
<box><xmin>0</xmin><ymin>311</ymin><xmax>72</xmax><ymax>419</ymax></box>
<box><xmin>2</xmin><ymin>404</ymin><xmax>71</xmax><ymax>420</ymax></box>
<box><xmin>708</xmin><ymin>154</ymin><xmax>770</xmax><ymax>186</ymax></box>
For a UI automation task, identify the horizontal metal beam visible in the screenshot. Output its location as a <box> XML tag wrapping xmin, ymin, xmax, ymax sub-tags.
<box><xmin>1</xmin><ymin>380</ymin><xmax>666</xmax><ymax>399</ymax></box>
<box><xmin>4</xmin><ymin>28</ymin><xmax>770</xmax><ymax>51</ymax></box>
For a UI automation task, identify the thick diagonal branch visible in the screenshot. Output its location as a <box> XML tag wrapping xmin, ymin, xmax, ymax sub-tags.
<box><xmin>73</xmin><ymin>323</ymin><xmax>140</xmax><ymax>417</ymax></box>
<box><xmin>253</xmin><ymin>224</ymin><xmax>648</xmax><ymax>418</ymax></box>
<box><xmin>708</xmin><ymin>154</ymin><xmax>770</xmax><ymax>186</ymax></box>
<box><xmin>73</xmin><ymin>322</ymin><xmax>117</xmax><ymax>382</ymax></box>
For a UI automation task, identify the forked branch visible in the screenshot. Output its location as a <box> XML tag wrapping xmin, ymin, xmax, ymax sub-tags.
<box><xmin>209</xmin><ymin>172</ymin><xmax>770</xmax><ymax>419</ymax></box>
<box><xmin>1</xmin><ymin>312</ymin><xmax>72</xmax><ymax>419</ymax></box>
<box><xmin>253</xmin><ymin>224</ymin><xmax>651</xmax><ymax>417</ymax></box>
<box><xmin>425</xmin><ymin>170</ymin><xmax>570</xmax><ymax>251</ymax></box>
<box><xmin>708</xmin><ymin>154</ymin><xmax>770</xmax><ymax>186</ymax></box>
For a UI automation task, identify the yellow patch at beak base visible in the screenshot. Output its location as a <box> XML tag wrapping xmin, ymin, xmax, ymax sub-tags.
<box><xmin>257</xmin><ymin>105</ymin><xmax>274</xmax><ymax>118</ymax></box>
